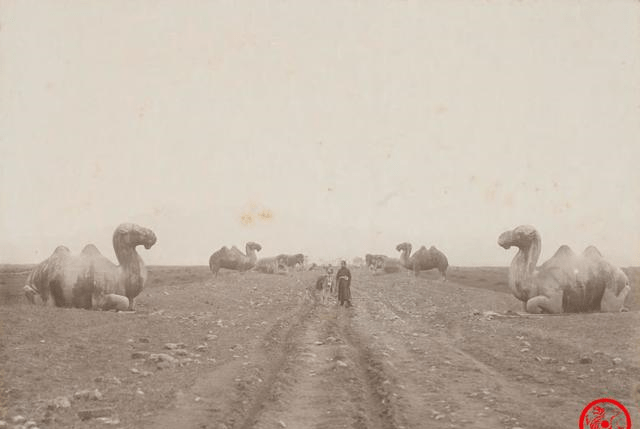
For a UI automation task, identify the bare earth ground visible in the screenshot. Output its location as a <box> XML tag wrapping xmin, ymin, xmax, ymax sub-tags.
<box><xmin>1</xmin><ymin>265</ymin><xmax>639</xmax><ymax>429</ymax></box>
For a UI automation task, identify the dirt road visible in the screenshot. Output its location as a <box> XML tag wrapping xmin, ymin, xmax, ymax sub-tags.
<box><xmin>143</xmin><ymin>268</ymin><xmax>640</xmax><ymax>429</ymax></box>
<box><xmin>1</xmin><ymin>266</ymin><xmax>639</xmax><ymax>428</ymax></box>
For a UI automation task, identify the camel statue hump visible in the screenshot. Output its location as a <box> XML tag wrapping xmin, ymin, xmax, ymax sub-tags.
<box><xmin>582</xmin><ymin>245</ymin><xmax>603</xmax><ymax>259</ymax></box>
<box><xmin>81</xmin><ymin>244</ymin><xmax>102</xmax><ymax>256</ymax></box>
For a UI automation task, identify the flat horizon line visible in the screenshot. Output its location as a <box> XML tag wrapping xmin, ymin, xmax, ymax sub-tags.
<box><xmin>2</xmin><ymin>263</ymin><xmax>640</xmax><ymax>270</ymax></box>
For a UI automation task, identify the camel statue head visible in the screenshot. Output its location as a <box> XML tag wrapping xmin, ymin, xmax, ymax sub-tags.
<box><xmin>498</xmin><ymin>225</ymin><xmax>540</xmax><ymax>250</ymax></box>
<box><xmin>246</xmin><ymin>242</ymin><xmax>262</xmax><ymax>253</ymax></box>
<box><xmin>395</xmin><ymin>242</ymin><xmax>412</xmax><ymax>254</ymax></box>
<box><xmin>113</xmin><ymin>223</ymin><xmax>157</xmax><ymax>252</ymax></box>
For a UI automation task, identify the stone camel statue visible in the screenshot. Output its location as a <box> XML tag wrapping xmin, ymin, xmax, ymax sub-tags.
<box><xmin>396</xmin><ymin>242</ymin><xmax>448</xmax><ymax>280</ymax></box>
<box><xmin>209</xmin><ymin>242</ymin><xmax>262</xmax><ymax>276</ymax></box>
<box><xmin>23</xmin><ymin>223</ymin><xmax>157</xmax><ymax>311</ymax></box>
<box><xmin>498</xmin><ymin>225</ymin><xmax>630</xmax><ymax>314</ymax></box>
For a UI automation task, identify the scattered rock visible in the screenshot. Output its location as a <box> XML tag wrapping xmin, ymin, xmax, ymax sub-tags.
<box><xmin>520</xmin><ymin>348</ymin><xmax>529</xmax><ymax>353</ymax></box>
<box><xmin>482</xmin><ymin>311</ymin><xmax>500</xmax><ymax>320</ymax></box>
<box><xmin>205</xmin><ymin>334</ymin><xmax>218</xmax><ymax>341</ymax></box>
<box><xmin>534</xmin><ymin>356</ymin><xmax>554</xmax><ymax>363</ymax></box>
<box><xmin>148</xmin><ymin>353</ymin><xmax>179</xmax><ymax>369</ymax></box>
<box><xmin>138</xmin><ymin>337</ymin><xmax>150</xmax><ymax>343</ymax></box>
<box><xmin>0</xmin><ymin>420</ymin><xmax>6</xmax><ymax>428</ymax></box>
<box><xmin>131</xmin><ymin>351</ymin><xmax>150</xmax><ymax>360</ymax></box>
<box><xmin>96</xmin><ymin>417</ymin><xmax>120</xmax><ymax>425</ymax></box>
<box><xmin>148</xmin><ymin>353</ymin><xmax>178</xmax><ymax>364</ymax></box>
<box><xmin>77</xmin><ymin>407</ymin><xmax>115</xmax><ymax>421</ymax></box>
<box><xmin>612</xmin><ymin>357</ymin><xmax>623</xmax><ymax>365</ymax></box>
<box><xmin>579</xmin><ymin>356</ymin><xmax>592</xmax><ymax>364</ymax></box>
<box><xmin>130</xmin><ymin>368</ymin><xmax>140</xmax><ymax>374</ymax></box>
<box><xmin>12</xmin><ymin>416</ymin><xmax>26</xmax><ymax>424</ymax></box>
<box><xmin>164</xmin><ymin>343</ymin><xmax>186</xmax><ymax>350</ymax></box>
<box><xmin>434</xmin><ymin>414</ymin><xmax>445</xmax><ymax>420</ymax></box>
<box><xmin>472</xmin><ymin>309</ymin><xmax>481</xmax><ymax>315</ymax></box>
<box><xmin>558</xmin><ymin>366</ymin><xmax>567</xmax><ymax>372</ymax></box>
<box><xmin>336</xmin><ymin>360</ymin><xmax>348</xmax><ymax>368</ymax></box>
<box><xmin>278</xmin><ymin>420</ymin><xmax>286</xmax><ymax>428</ymax></box>
<box><xmin>74</xmin><ymin>389</ymin><xmax>103</xmax><ymax>401</ymax></box>
<box><xmin>174</xmin><ymin>349</ymin><xmax>189</xmax><ymax>357</ymax></box>
<box><xmin>49</xmin><ymin>396</ymin><xmax>71</xmax><ymax>409</ymax></box>
<box><xmin>24</xmin><ymin>421</ymin><xmax>37</xmax><ymax>428</ymax></box>
<box><xmin>195</xmin><ymin>344</ymin><xmax>208</xmax><ymax>352</ymax></box>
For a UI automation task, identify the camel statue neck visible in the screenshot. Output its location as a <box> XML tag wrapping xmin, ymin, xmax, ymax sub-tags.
<box><xmin>400</xmin><ymin>245</ymin><xmax>411</xmax><ymax>265</ymax></box>
<box><xmin>510</xmin><ymin>234</ymin><xmax>541</xmax><ymax>300</ymax></box>
<box><xmin>523</xmin><ymin>234</ymin><xmax>541</xmax><ymax>274</ymax></box>
<box><xmin>245</xmin><ymin>244</ymin><xmax>257</xmax><ymax>262</ymax></box>
<box><xmin>114</xmin><ymin>238</ymin><xmax>144</xmax><ymax>275</ymax></box>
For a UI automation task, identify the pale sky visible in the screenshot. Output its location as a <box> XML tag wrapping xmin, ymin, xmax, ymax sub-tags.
<box><xmin>1</xmin><ymin>0</ymin><xmax>639</xmax><ymax>266</ymax></box>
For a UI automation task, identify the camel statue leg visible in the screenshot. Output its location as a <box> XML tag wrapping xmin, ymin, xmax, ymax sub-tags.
<box><xmin>23</xmin><ymin>285</ymin><xmax>37</xmax><ymax>304</ymax></box>
<box><xmin>600</xmin><ymin>285</ymin><xmax>630</xmax><ymax>312</ymax></box>
<box><xmin>525</xmin><ymin>294</ymin><xmax>563</xmax><ymax>314</ymax></box>
<box><xmin>94</xmin><ymin>293</ymin><xmax>130</xmax><ymax>312</ymax></box>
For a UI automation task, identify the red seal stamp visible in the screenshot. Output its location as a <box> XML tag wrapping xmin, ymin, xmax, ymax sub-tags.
<box><xmin>580</xmin><ymin>398</ymin><xmax>631</xmax><ymax>429</ymax></box>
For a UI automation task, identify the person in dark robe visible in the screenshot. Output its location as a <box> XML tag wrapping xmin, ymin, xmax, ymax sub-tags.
<box><xmin>336</xmin><ymin>260</ymin><xmax>352</xmax><ymax>307</ymax></box>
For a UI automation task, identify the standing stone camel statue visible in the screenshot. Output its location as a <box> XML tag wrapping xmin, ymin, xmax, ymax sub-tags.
<box><xmin>396</xmin><ymin>242</ymin><xmax>448</xmax><ymax>280</ymax></box>
<box><xmin>276</xmin><ymin>253</ymin><xmax>305</xmax><ymax>270</ymax></box>
<box><xmin>23</xmin><ymin>223</ymin><xmax>157</xmax><ymax>311</ymax></box>
<box><xmin>209</xmin><ymin>242</ymin><xmax>262</xmax><ymax>276</ymax></box>
<box><xmin>498</xmin><ymin>225</ymin><xmax>630</xmax><ymax>314</ymax></box>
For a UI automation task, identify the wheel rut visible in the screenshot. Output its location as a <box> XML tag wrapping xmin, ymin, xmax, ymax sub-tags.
<box><xmin>250</xmin><ymin>285</ymin><xmax>403</xmax><ymax>429</ymax></box>
<box><xmin>351</xmin><ymin>283</ymin><xmax>530</xmax><ymax>428</ymax></box>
